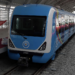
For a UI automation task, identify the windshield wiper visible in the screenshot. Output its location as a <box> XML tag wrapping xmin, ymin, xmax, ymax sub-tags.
<box><xmin>11</xmin><ymin>30</ymin><xmax>27</xmax><ymax>40</ymax></box>
<box><xmin>18</xmin><ymin>32</ymin><xmax>27</xmax><ymax>40</ymax></box>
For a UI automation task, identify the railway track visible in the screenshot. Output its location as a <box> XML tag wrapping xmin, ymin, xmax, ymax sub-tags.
<box><xmin>32</xmin><ymin>60</ymin><xmax>52</xmax><ymax>75</ymax></box>
<box><xmin>2</xmin><ymin>59</ymin><xmax>52</xmax><ymax>75</ymax></box>
<box><xmin>3</xmin><ymin>65</ymin><xmax>18</xmax><ymax>75</ymax></box>
<box><xmin>3</xmin><ymin>60</ymin><xmax>51</xmax><ymax>75</ymax></box>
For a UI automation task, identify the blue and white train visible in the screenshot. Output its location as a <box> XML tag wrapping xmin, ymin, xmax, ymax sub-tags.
<box><xmin>8</xmin><ymin>4</ymin><xmax>75</xmax><ymax>63</ymax></box>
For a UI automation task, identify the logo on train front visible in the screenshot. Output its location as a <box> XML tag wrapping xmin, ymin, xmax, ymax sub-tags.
<box><xmin>22</xmin><ymin>41</ymin><xmax>29</xmax><ymax>48</ymax></box>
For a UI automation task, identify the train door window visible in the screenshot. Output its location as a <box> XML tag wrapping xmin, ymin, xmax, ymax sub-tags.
<box><xmin>61</xmin><ymin>15</ymin><xmax>65</xmax><ymax>32</ymax></box>
<box><xmin>65</xmin><ymin>15</ymin><xmax>69</xmax><ymax>30</ymax></box>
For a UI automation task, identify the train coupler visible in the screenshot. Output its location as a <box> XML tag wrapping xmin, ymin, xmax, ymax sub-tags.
<box><xmin>18</xmin><ymin>57</ymin><xmax>29</xmax><ymax>67</ymax></box>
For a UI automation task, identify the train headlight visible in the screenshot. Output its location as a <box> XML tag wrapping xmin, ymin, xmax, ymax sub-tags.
<box><xmin>9</xmin><ymin>39</ymin><xmax>15</xmax><ymax>48</ymax></box>
<box><xmin>38</xmin><ymin>42</ymin><xmax>46</xmax><ymax>50</ymax></box>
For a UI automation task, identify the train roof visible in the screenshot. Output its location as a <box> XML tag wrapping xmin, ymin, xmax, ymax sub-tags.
<box><xmin>16</xmin><ymin>4</ymin><xmax>52</xmax><ymax>9</ymax></box>
<box><xmin>14</xmin><ymin>4</ymin><xmax>75</xmax><ymax>16</ymax></box>
<box><xmin>13</xmin><ymin>4</ymin><xmax>52</xmax><ymax>16</ymax></box>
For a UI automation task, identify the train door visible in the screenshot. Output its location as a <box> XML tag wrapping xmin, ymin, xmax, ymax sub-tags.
<box><xmin>65</xmin><ymin>15</ymin><xmax>69</xmax><ymax>39</ymax></box>
<box><xmin>56</xmin><ymin>14</ymin><xmax>65</xmax><ymax>46</ymax></box>
<box><xmin>60</xmin><ymin>15</ymin><xmax>65</xmax><ymax>42</ymax></box>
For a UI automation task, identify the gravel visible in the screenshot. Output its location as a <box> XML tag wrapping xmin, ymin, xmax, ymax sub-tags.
<box><xmin>40</xmin><ymin>35</ymin><xmax>75</xmax><ymax>75</ymax></box>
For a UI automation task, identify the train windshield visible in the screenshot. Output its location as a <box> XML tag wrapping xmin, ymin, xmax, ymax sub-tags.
<box><xmin>11</xmin><ymin>15</ymin><xmax>46</xmax><ymax>37</ymax></box>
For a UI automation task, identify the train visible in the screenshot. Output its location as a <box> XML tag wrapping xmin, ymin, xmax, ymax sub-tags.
<box><xmin>8</xmin><ymin>4</ymin><xmax>75</xmax><ymax>64</ymax></box>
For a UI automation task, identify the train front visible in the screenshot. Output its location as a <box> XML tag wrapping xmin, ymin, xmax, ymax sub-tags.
<box><xmin>8</xmin><ymin>4</ymin><xmax>55</xmax><ymax>63</ymax></box>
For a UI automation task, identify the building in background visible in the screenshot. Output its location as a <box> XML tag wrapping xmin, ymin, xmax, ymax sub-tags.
<box><xmin>0</xmin><ymin>4</ymin><xmax>15</xmax><ymax>28</ymax></box>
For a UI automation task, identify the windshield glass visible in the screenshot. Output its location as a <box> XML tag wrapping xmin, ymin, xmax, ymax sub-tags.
<box><xmin>11</xmin><ymin>15</ymin><xmax>46</xmax><ymax>37</ymax></box>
